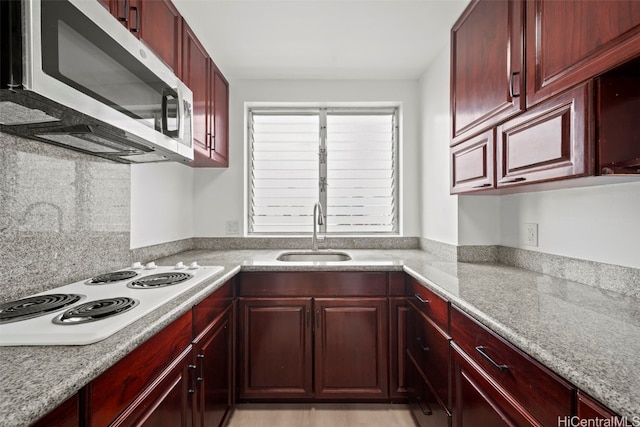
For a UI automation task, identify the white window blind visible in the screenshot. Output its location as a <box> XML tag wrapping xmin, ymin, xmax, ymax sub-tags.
<box><xmin>249</xmin><ymin>107</ymin><xmax>398</xmax><ymax>235</ymax></box>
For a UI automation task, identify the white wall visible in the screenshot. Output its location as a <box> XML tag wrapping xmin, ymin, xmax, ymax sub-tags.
<box><xmin>193</xmin><ymin>79</ymin><xmax>422</xmax><ymax>237</ymax></box>
<box><xmin>130</xmin><ymin>162</ymin><xmax>194</xmax><ymax>248</ymax></box>
<box><xmin>500</xmin><ymin>182</ymin><xmax>640</xmax><ymax>268</ymax></box>
<box><xmin>418</xmin><ymin>46</ymin><xmax>459</xmax><ymax>246</ymax></box>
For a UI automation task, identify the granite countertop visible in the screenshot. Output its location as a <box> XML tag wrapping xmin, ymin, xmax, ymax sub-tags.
<box><xmin>1</xmin><ymin>249</ymin><xmax>639</xmax><ymax>426</ymax></box>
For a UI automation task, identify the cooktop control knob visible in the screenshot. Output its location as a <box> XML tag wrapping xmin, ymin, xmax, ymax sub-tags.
<box><xmin>145</xmin><ymin>262</ymin><xmax>157</xmax><ymax>270</ymax></box>
<box><xmin>175</xmin><ymin>262</ymin><xmax>185</xmax><ymax>269</ymax></box>
<box><xmin>188</xmin><ymin>261</ymin><xmax>200</xmax><ymax>270</ymax></box>
<box><xmin>131</xmin><ymin>261</ymin><xmax>143</xmax><ymax>269</ymax></box>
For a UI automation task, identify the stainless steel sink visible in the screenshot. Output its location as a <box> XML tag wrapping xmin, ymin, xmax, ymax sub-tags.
<box><xmin>276</xmin><ymin>251</ymin><xmax>352</xmax><ymax>262</ymax></box>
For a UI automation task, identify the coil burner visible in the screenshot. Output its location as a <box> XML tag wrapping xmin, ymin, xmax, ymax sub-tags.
<box><xmin>52</xmin><ymin>297</ymin><xmax>139</xmax><ymax>325</ymax></box>
<box><xmin>127</xmin><ymin>272</ymin><xmax>193</xmax><ymax>289</ymax></box>
<box><xmin>0</xmin><ymin>294</ymin><xmax>84</xmax><ymax>324</ymax></box>
<box><xmin>86</xmin><ymin>270</ymin><xmax>138</xmax><ymax>285</ymax></box>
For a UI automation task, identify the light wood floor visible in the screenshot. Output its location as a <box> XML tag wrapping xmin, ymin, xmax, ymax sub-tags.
<box><xmin>227</xmin><ymin>403</ymin><xmax>416</xmax><ymax>427</ymax></box>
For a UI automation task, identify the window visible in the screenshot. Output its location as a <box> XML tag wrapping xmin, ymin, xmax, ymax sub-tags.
<box><xmin>248</xmin><ymin>107</ymin><xmax>399</xmax><ymax>235</ymax></box>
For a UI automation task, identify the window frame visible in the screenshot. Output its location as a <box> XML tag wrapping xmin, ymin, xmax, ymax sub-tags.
<box><xmin>246</xmin><ymin>104</ymin><xmax>401</xmax><ymax>237</ymax></box>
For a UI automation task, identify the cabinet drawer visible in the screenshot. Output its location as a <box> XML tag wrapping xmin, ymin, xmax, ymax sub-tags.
<box><xmin>407</xmin><ymin>356</ymin><xmax>451</xmax><ymax>427</ymax></box>
<box><xmin>578</xmin><ymin>391</ymin><xmax>623</xmax><ymax>421</ymax></box>
<box><xmin>406</xmin><ymin>277</ymin><xmax>449</xmax><ymax>333</ymax></box>
<box><xmin>88</xmin><ymin>310</ymin><xmax>193</xmax><ymax>427</ymax></box>
<box><xmin>450</xmin><ymin>129</ymin><xmax>495</xmax><ymax>193</ymax></box>
<box><xmin>407</xmin><ymin>300</ymin><xmax>450</xmax><ymax>406</ymax></box>
<box><xmin>451</xmin><ymin>306</ymin><xmax>573</xmax><ymax>427</ymax></box>
<box><xmin>239</xmin><ymin>272</ymin><xmax>387</xmax><ymax>297</ymax></box>
<box><xmin>496</xmin><ymin>83</ymin><xmax>593</xmax><ymax>187</ymax></box>
<box><xmin>192</xmin><ymin>279</ymin><xmax>234</xmax><ymax>337</ymax></box>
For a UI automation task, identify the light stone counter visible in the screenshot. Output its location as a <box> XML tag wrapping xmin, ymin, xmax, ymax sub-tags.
<box><xmin>1</xmin><ymin>249</ymin><xmax>639</xmax><ymax>426</ymax></box>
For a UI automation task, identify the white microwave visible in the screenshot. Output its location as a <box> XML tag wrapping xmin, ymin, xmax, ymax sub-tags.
<box><xmin>0</xmin><ymin>0</ymin><xmax>193</xmax><ymax>163</ymax></box>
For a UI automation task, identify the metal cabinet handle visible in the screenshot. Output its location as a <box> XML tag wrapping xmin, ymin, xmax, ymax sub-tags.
<box><xmin>306</xmin><ymin>309</ymin><xmax>311</xmax><ymax>328</ymax></box>
<box><xmin>414</xmin><ymin>294</ymin><xmax>429</xmax><ymax>304</ymax></box>
<box><xmin>315</xmin><ymin>310</ymin><xmax>320</xmax><ymax>329</ymax></box>
<box><xmin>476</xmin><ymin>346</ymin><xmax>508</xmax><ymax>371</ymax></box>
<box><xmin>416</xmin><ymin>396</ymin><xmax>433</xmax><ymax>416</ymax></box>
<box><xmin>188</xmin><ymin>364</ymin><xmax>197</xmax><ymax>394</ymax></box>
<box><xmin>416</xmin><ymin>337</ymin><xmax>430</xmax><ymax>352</ymax></box>
<box><xmin>119</xmin><ymin>0</ymin><xmax>129</xmax><ymax>23</ymax></box>
<box><xmin>472</xmin><ymin>183</ymin><xmax>492</xmax><ymax>189</ymax></box>
<box><xmin>196</xmin><ymin>354</ymin><xmax>205</xmax><ymax>382</ymax></box>
<box><xmin>509</xmin><ymin>71</ymin><xmax>520</xmax><ymax>98</ymax></box>
<box><xmin>501</xmin><ymin>177</ymin><xmax>526</xmax><ymax>184</ymax></box>
<box><xmin>130</xmin><ymin>6</ymin><xmax>140</xmax><ymax>33</ymax></box>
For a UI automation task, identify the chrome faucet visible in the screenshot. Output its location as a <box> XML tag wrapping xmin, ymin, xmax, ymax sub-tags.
<box><xmin>312</xmin><ymin>202</ymin><xmax>325</xmax><ymax>251</ymax></box>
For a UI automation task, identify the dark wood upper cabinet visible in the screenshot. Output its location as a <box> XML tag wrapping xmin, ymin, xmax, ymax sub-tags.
<box><xmin>181</xmin><ymin>22</ymin><xmax>210</xmax><ymax>163</ymax></box>
<box><xmin>182</xmin><ymin>24</ymin><xmax>230</xmax><ymax>168</ymax></box>
<box><xmin>138</xmin><ymin>0</ymin><xmax>182</xmax><ymax>73</ymax></box>
<box><xmin>496</xmin><ymin>82</ymin><xmax>594</xmax><ymax>187</ymax></box>
<box><xmin>526</xmin><ymin>0</ymin><xmax>640</xmax><ymax>107</ymax></box>
<box><xmin>210</xmin><ymin>63</ymin><xmax>230</xmax><ymax>167</ymax></box>
<box><xmin>450</xmin><ymin>0</ymin><xmax>524</xmax><ymax>143</ymax></box>
<box><xmin>596</xmin><ymin>58</ymin><xmax>640</xmax><ymax>175</ymax></box>
<box><xmin>450</xmin><ymin>129</ymin><xmax>495</xmax><ymax>193</ymax></box>
<box><xmin>450</xmin><ymin>0</ymin><xmax>640</xmax><ymax>194</ymax></box>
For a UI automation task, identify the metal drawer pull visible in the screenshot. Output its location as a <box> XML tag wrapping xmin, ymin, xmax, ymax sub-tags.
<box><xmin>188</xmin><ymin>364</ymin><xmax>197</xmax><ymax>394</ymax></box>
<box><xmin>472</xmin><ymin>183</ymin><xmax>492</xmax><ymax>188</ymax></box>
<box><xmin>197</xmin><ymin>354</ymin><xmax>205</xmax><ymax>382</ymax></box>
<box><xmin>502</xmin><ymin>177</ymin><xmax>526</xmax><ymax>183</ymax></box>
<box><xmin>414</xmin><ymin>294</ymin><xmax>429</xmax><ymax>304</ymax></box>
<box><xmin>416</xmin><ymin>337</ymin><xmax>430</xmax><ymax>352</ymax></box>
<box><xmin>416</xmin><ymin>396</ymin><xmax>433</xmax><ymax>416</ymax></box>
<box><xmin>476</xmin><ymin>346</ymin><xmax>509</xmax><ymax>371</ymax></box>
<box><xmin>509</xmin><ymin>71</ymin><xmax>520</xmax><ymax>98</ymax></box>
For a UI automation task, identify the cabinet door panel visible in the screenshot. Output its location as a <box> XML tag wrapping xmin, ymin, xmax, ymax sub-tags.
<box><xmin>238</xmin><ymin>298</ymin><xmax>313</xmax><ymax>398</ymax></box>
<box><xmin>181</xmin><ymin>22</ymin><xmax>209</xmax><ymax>160</ymax></box>
<box><xmin>389</xmin><ymin>297</ymin><xmax>409</xmax><ymax>399</ymax></box>
<box><xmin>496</xmin><ymin>83</ymin><xmax>593</xmax><ymax>187</ymax></box>
<box><xmin>407</xmin><ymin>357</ymin><xmax>451</xmax><ymax>427</ymax></box>
<box><xmin>526</xmin><ymin>0</ymin><xmax>640</xmax><ymax>106</ymax></box>
<box><xmin>211</xmin><ymin>65</ymin><xmax>229</xmax><ymax>167</ymax></box>
<box><xmin>314</xmin><ymin>298</ymin><xmax>388</xmax><ymax>399</ymax></box>
<box><xmin>195</xmin><ymin>306</ymin><xmax>233</xmax><ymax>427</ymax></box>
<box><xmin>450</xmin><ymin>130</ymin><xmax>495</xmax><ymax>194</ymax></box>
<box><xmin>451</xmin><ymin>0</ymin><xmax>524</xmax><ymax>142</ymax></box>
<box><xmin>139</xmin><ymin>0</ymin><xmax>181</xmax><ymax>72</ymax></box>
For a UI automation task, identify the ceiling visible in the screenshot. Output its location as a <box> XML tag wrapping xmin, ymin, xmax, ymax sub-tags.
<box><xmin>171</xmin><ymin>0</ymin><xmax>470</xmax><ymax>80</ymax></box>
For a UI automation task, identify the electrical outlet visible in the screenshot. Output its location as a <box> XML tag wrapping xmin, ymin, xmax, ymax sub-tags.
<box><xmin>524</xmin><ymin>223</ymin><xmax>538</xmax><ymax>247</ymax></box>
<box><xmin>225</xmin><ymin>220</ymin><xmax>240</xmax><ymax>236</ymax></box>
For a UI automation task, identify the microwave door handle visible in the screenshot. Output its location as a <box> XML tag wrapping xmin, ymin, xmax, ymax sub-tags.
<box><xmin>161</xmin><ymin>88</ymin><xmax>179</xmax><ymax>138</ymax></box>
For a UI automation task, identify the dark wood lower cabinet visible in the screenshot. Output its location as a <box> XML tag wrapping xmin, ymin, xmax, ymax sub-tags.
<box><xmin>193</xmin><ymin>305</ymin><xmax>234</xmax><ymax>427</ymax></box>
<box><xmin>314</xmin><ymin>297</ymin><xmax>388</xmax><ymax>399</ymax></box>
<box><xmin>451</xmin><ymin>343</ymin><xmax>532</xmax><ymax>427</ymax></box>
<box><xmin>109</xmin><ymin>346</ymin><xmax>194</xmax><ymax>427</ymax></box>
<box><xmin>238</xmin><ymin>297</ymin><xmax>314</xmax><ymax>399</ymax></box>
<box><xmin>389</xmin><ymin>297</ymin><xmax>409</xmax><ymax>400</ymax></box>
<box><xmin>32</xmin><ymin>394</ymin><xmax>79</xmax><ymax>427</ymax></box>
<box><xmin>407</xmin><ymin>355</ymin><xmax>451</xmax><ymax>427</ymax></box>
